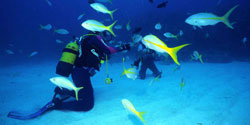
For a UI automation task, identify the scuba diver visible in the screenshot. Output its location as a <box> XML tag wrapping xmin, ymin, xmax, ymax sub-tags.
<box><xmin>7</xmin><ymin>31</ymin><xmax>131</xmax><ymax>119</ymax></box>
<box><xmin>132</xmin><ymin>43</ymin><xmax>162</xmax><ymax>80</ymax></box>
<box><xmin>52</xmin><ymin>31</ymin><xmax>131</xmax><ymax>111</ymax></box>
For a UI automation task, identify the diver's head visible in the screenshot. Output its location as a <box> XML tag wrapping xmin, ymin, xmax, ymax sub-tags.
<box><xmin>99</xmin><ymin>31</ymin><xmax>113</xmax><ymax>42</ymax></box>
<box><xmin>84</xmin><ymin>31</ymin><xmax>113</xmax><ymax>41</ymax></box>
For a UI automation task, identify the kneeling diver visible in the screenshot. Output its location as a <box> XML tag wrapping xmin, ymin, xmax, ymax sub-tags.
<box><xmin>7</xmin><ymin>32</ymin><xmax>131</xmax><ymax>119</ymax></box>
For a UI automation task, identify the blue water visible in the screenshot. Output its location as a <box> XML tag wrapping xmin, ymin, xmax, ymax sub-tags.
<box><xmin>1</xmin><ymin>0</ymin><xmax>250</xmax><ymax>65</ymax></box>
<box><xmin>0</xmin><ymin>0</ymin><xmax>250</xmax><ymax>124</ymax></box>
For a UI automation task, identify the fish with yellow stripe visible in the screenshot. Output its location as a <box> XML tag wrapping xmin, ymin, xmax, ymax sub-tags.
<box><xmin>185</xmin><ymin>5</ymin><xmax>239</xmax><ymax>29</ymax></box>
<box><xmin>121</xmin><ymin>58</ymin><xmax>137</xmax><ymax>80</ymax></box>
<box><xmin>180</xmin><ymin>77</ymin><xmax>185</xmax><ymax>91</ymax></box>
<box><xmin>121</xmin><ymin>99</ymin><xmax>146</xmax><ymax>124</ymax></box>
<box><xmin>191</xmin><ymin>51</ymin><xmax>203</xmax><ymax>63</ymax></box>
<box><xmin>90</xmin><ymin>3</ymin><xmax>117</xmax><ymax>20</ymax></box>
<box><xmin>81</xmin><ymin>19</ymin><xmax>117</xmax><ymax>37</ymax></box>
<box><xmin>50</xmin><ymin>77</ymin><xmax>84</xmax><ymax>101</ymax></box>
<box><xmin>142</xmin><ymin>34</ymin><xmax>190</xmax><ymax>65</ymax></box>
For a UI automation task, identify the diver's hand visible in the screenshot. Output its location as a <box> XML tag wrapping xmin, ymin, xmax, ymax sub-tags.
<box><xmin>54</xmin><ymin>87</ymin><xmax>71</xmax><ymax>97</ymax></box>
<box><xmin>131</xmin><ymin>64</ymin><xmax>139</xmax><ymax>69</ymax></box>
<box><xmin>122</xmin><ymin>44</ymin><xmax>131</xmax><ymax>51</ymax></box>
<box><xmin>87</xmin><ymin>67</ymin><xmax>96</xmax><ymax>76</ymax></box>
<box><xmin>118</xmin><ymin>44</ymin><xmax>131</xmax><ymax>51</ymax></box>
<box><xmin>54</xmin><ymin>87</ymin><xmax>63</xmax><ymax>95</ymax></box>
<box><xmin>52</xmin><ymin>97</ymin><xmax>62</xmax><ymax>109</ymax></box>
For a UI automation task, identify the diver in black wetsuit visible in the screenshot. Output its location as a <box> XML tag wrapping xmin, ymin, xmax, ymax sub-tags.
<box><xmin>7</xmin><ymin>32</ymin><xmax>130</xmax><ymax>120</ymax></box>
<box><xmin>52</xmin><ymin>32</ymin><xmax>131</xmax><ymax>111</ymax></box>
<box><xmin>132</xmin><ymin>43</ymin><xmax>162</xmax><ymax>80</ymax></box>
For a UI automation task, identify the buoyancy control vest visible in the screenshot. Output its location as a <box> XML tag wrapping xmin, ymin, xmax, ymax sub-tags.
<box><xmin>56</xmin><ymin>41</ymin><xmax>79</xmax><ymax>77</ymax></box>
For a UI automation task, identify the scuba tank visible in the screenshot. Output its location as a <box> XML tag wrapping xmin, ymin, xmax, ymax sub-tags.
<box><xmin>56</xmin><ymin>41</ymin><xmax>79</xmax><ymax>77</ymax></box>
<box><xmin>56</xmin><ymin>33</ymin><xmax>101</xmax><ymax>77</ymax></box>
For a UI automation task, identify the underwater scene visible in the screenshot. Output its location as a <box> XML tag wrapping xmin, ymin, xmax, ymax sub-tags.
<box><xmin>0</xmin><ymin>0</ymin><xmax>250</xmax><ymax>124</ymax></box>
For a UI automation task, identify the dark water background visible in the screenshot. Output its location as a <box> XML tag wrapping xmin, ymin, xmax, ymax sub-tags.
<box><xmin>0</xmin><ymin>0</ymin><xmax>249</xmax><ymax>66</ymax></box>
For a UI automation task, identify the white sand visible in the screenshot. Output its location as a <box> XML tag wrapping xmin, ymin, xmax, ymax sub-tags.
<box><xmin>0</xmin><ymin>61</ymin><xmax>250</xmax><ymax>125</ymax></box>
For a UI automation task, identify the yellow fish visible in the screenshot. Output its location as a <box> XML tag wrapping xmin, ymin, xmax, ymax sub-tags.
<box><xmin>142</xmin><ymin>34</ymin><xmax>190</xmax><ymax>65</ymax></box>
<box><xmin>126</xmin><ymin>21</ymin><xmax>131</xmax><ymax>31</ymax></box>
<box><xmin>121</xmin><ymin>99</ymin><xmax>146</xmax><ymax>124</ymax></box>
<box><xmin>192</xmin><ymin>51</ymin><xmax>203</xmax><ymax>63</ymax></box>
<box><xmin>121</xmin><ymin>58</ymin><xmax>137</xmax><ymax>80</ymax></box>
<box><xmin>163</xmin><ymin>32</ymin><xmax>179</xmax><ymax>40</ymax></box>
<box><xmin>39</xmin><ymin>24</ymin><xmax>52</xmax><ymax>30</ymax></box>
<box><xmin>185</xmin><ymin>5</ymin><xmax>239</xmax><ymax>29</ymax></box>
<box><xmin>149</xmin><ymin>75</ymin><xmax>160</xmax><ymax>86</ymax></box>
<box><xmin>54</xmin><ymin>28</ymin><xmax>69</xmax><ymax>35</ymax></box>
<box><xmin>180</xmin><ymin>78</ymin><xmax>185</xmax><ymax>91</ymax></box>
<box><xmin>81</xmin><ymin>20</ymin><xmax>117</xmax><ymax>37</ymax></box>
<box><xmin>90</xmin><ymin>3</ymin><xmax>117</xmax><ymax>20</ymax></box>
<box><xmin>173</xmin><ymin>65</ymin><xmax>181</xmax><ymax>72</ymax></box>
<box><xmin>50</xmin><ymin>77</ymin><xmax>84</xmax><ymax>101</ymax></box>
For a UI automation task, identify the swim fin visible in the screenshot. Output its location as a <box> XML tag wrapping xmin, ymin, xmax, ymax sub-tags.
<box><xmin>7</xmin><ymin>101</ymin><xmax>54</xmax><ymax>120</ymax></box>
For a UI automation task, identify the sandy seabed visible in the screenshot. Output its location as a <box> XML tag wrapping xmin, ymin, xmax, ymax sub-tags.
<box><xmin>0</xmin><ymin>61</ymin><xmax>250</xmax><ymax>125</ymax></box>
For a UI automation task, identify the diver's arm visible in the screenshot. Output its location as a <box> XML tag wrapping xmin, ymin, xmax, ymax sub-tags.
<box><xmin>116</xmin><ymin>44</ymin><xmax>131</xmax><ymax>52</ymax></box>
<box><xmin>93</xmin><ymin>36</ymin><xmax>130</xmax><ymax>54</ymax></box>
<box><xmin>92</xmin><ymin>35</ymin><xmax>117</xmax><ymax>54</ymax></box>
<box><xmin>52</xmin><ymin>87</ymin><xmax>75</xmax><ymax>108</ymax></box>
<box><xmin>132</xmin><ymin>58</ymin><xmax>141</xmax><ymax>69</ymax></box>
<box><xmin>54</xmin><ymin>87</ymin><xmax>75</xmax><ymax>98</ymax></box>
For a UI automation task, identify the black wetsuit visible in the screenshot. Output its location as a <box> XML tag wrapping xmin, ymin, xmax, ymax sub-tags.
<box><xmin>133</xmin><ymin>44</ymin><xmax>161</xmax><ymax>80</ymax></box>
<box><xmin>53</xmin><ymin>35</ymin><xmax>123</xmax><ymax>111</ymax></box>
<box><xmin>6</xmin><ymin>35</ymin><xmax>130</xmax><ymax>120</ymax></box>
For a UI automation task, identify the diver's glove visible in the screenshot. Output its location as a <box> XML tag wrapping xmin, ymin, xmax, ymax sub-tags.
<box><xmin>52</xmin><ymin>97</ymin><xmax>62</xmax><ymax>109</ymax></box>
<box><xmin>53</xmin><ymin>87</ymin><xmax>71</xmax><ymax>109</ymax></box>
<box><xmin>54</xmin><ymin>87</ymin><xmax>64</xmax><ymax>95</ymax></box>
<box><xmin>54</xmin><ymin>87</ymin><xmax>74</xmax><ymax>98</ymax></box>
<box><xmin>87</xmin><ymin>67</ymin><xmax>96</xmax><ymax>76</ymax></box>
<box><xmin>118</xmin><ymin>44</ymin><xmax>131</xmax><ymax>51</ymax></box>
<box><xmin>131</xmin><ymin>58</ymin><xmax>141</xmax><ymax>69</ymax></box>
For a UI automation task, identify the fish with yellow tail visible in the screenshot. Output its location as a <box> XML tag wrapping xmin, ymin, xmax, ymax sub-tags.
<box><xmin>49</xmin><ymin>77</ymin><xmax>84</xmax><ymax>101</ymax></box>
<box><xmin>126</xmin><ymin>21</ymin><xmax>131</xmax><ymax>31</ymax></box>
<box><xmin>81</xmin><ymin>20</ymin><xmax>117</xmax><ymax>37</ymax></box>
<box><xmin>97</xmin><ymin>0</ymin><xmax>112</xmax><ymax>4</ymax></box>
<box><xmin>142</xmin><ymin>34</ymin><xmax>190</xmax><ymax>65</ymax></box>
<box><xmin>191</xmin><ymin>51</ymin><xmax>203</xmax><ymax>63</ymax></box>
<box><xmin>121</xmin><ymin>58</ymin><xmax>137</xmax><ymax>80</ymax></box>
<box><xmin>90</xmin><ymin>3</ymin><xmax>117</xmax><ymax>20</ymax></box>
<box><xmin>185</xmin><ymin>5</ymin><xmax>239</xmax><ymax>29</ymax></box>
<box><xmin>39</xmin><ymin>24</ymin><xmax>52</xmax><ymax>30</ymax></box>
<box><xmin>163</xmin><ymin>32</ymin><xmax>179</xmax><ymax>40</ymax></box>
<box><xmin>149</xmin><ymin>75</ymin><xmax>160</xmax><ymax>86</ymax></box>
<box><xmin>121</xmin><ymin>99</ymin><xmax>146</xmax><ymax>124</ymax></box>
<box><xmin>180</xmin><ymin>77</ymin><xmax>185</xmax><ymax>91</ymax></box>
<box><xmin>54</xmin><ymin>28</ymin><xmax>69</xmax><ymax>35</ymax></box>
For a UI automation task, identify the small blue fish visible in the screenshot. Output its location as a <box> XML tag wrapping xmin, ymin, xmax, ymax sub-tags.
<box><xmin>114</xmin><ymin>24</ymin><xmax>122</xmax><ymax>30</ymax></box>
<box><xmin>29</xmin><ymin>51</ymin><xmax>38</xmax><ymax>57</ymax></box>
<box><xmin>163</xmin><ymin>32</ymin><xmax>178</xmax><ymax>40</ymax></box>
<box><xmin>126</xmin><ymin>21</ymin><xmax>131</xmax><ymax>31</ymax></box>
<box><xmin>179</xmin><ymin>30</ymin><xmax>183</xmax><ymax>36</ymax></box>
<box><xmin>40</xmin><ymin>24</ymin><xmax>52</xmax><ymax>30</ymax></box>
<box><xmin>46</xmin><ymin>0</ymin><xmax>52</xmax><ymax>6</ymax></box>
<box><xmin>242</xmin><ymin>37</ymin><xmax>247</xmax><ymax>45</ymax></box>
<box><xmin>56</xmin><ymin>39</ymin><xmax>64</xmax><ymax>44</ymax></box>
<box><xmin>77</xmin><ymin>13</ymin><xmax>85</xmax><ymax>20</ymax></box>
<box><xmin>5</xmin><ymin>49</ymin><xmax>14</xmax><ymax>55</ymax></box>
<box><xmin>155</xmin><ymin>23</ymin><xmax>162</xmax><ymax>30</ymax></box>
<box><xmin>96</xmin><ymin>0</ymin><xmax>112</xmax><ymax>4</ymax></box>
<box><xmin>54</xmin><ymin>29</ymin><xmax>69</xmax><ymax>35</ymax></box>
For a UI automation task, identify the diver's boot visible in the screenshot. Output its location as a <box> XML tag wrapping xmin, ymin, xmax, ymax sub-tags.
<box><xmin>154</xmin><ymin>71</ymin><xmax>162</xmax><ymax>78</ymax></box>
<box><xmin>52</xmin><ymin>97</ymin><xmax>62</xmax><ymax>109</ymax></box>
<box><xmin>139</xmin><ymin>74</ymin><xmax>146</xmax><ymax>80</ymax></box>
